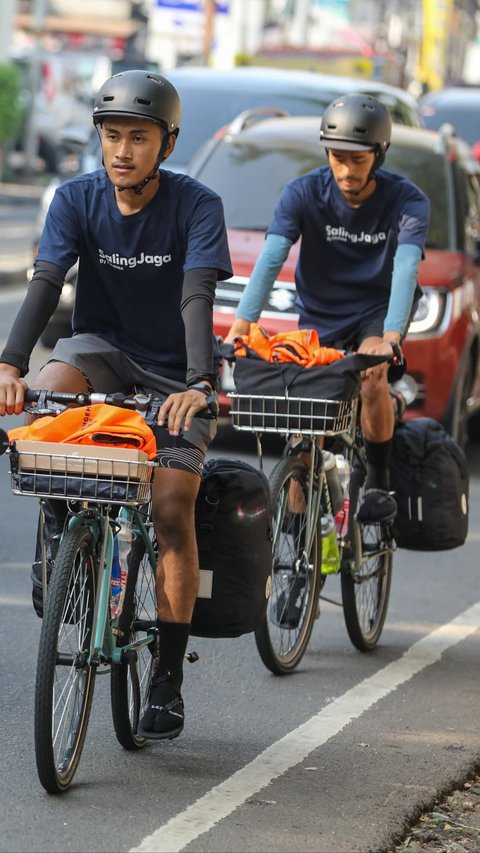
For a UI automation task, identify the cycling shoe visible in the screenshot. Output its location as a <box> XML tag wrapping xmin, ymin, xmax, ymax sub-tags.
<box><xmin>356</xmin><ymin>489</ymin><xmax>397</xmax><ymax>524</ymax></box>
<box><xmin>137</xmin><ymin>670</ymin><xmax>184</xmax><ymax>740</ymax></box>
<box><xmin>273</xmin><ymin>575</ymin><xmax>306</xmax><ymax>629</ymax></box>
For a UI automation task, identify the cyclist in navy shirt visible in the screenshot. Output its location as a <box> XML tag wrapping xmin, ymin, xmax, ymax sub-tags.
<box><xmin>0</xmin><ymin>70</ymin><xmax>232</xmax><ymax>740</ymax></box>
<box><xmin>227</xmin><ymin>93</ymin><xmax>430</xmax><ymax>524</ymax></box>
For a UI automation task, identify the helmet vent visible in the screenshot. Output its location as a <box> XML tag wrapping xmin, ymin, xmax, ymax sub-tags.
<box><xmin>135</xmin><ymin>97</ymin><xmax>152</xmax><ymax>107</ymax></box>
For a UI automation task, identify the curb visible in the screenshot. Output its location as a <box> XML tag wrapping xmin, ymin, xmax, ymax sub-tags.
<box><xmin>0</xmin><ymin>181</ymin><xmax>38</xmax><ymax>284</ymax></box>
<box><xmin>0</xmin><ymin>182</ymin><xmax>45</xmax><ymax>204</ymax></box>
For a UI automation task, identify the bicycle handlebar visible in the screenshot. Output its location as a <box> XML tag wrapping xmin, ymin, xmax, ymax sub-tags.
<box><xmin>218</xmin><ymin>340</ymin><xmax>405</xmax><ymax>369</ymax></box>
<box><xmin>22</xmin><ymin>389</ymin><xmax>216</xmax><ymax>420</ymax></box>
<box><xmin>0</xmin><ymin>389</ymin><xmax>216</xmax><ymax>459</ymax></box>
<box><xmin>24</xmin><ymin>389</ymin><xmax>154</xmax><ymax>411</ymax></box>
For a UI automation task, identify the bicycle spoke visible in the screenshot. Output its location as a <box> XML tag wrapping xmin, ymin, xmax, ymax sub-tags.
<box><xmin>255</xmin><ymin>456</ymin><xmax>321</xmax><ymax>674</ymax></box>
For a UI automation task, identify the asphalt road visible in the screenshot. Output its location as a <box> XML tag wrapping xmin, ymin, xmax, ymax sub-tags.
<box><xmin>0</xmin><ymin>180</ymin><xmax>44</xmax><ymax>286</ymax></box>
<box><xmin>0</xmin><ymin>191</ymin><xmax>480</xmax><ymax>853</ymax></box>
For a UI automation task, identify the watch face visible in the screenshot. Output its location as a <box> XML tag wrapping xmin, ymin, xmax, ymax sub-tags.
<box><xmin>207</xmin><ymin>395</ymin><xmax>219</xmax><ymax>417</ymax></box>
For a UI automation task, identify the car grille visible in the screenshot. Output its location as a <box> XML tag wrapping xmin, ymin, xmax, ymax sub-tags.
<box><xmin>214</xmin><ymin>275</ymin><xmax>299</xmax><ymax>321</ymax></box>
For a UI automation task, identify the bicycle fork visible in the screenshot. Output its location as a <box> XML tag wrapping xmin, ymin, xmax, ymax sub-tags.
<box><xmin>66</xmin><ymin>508</ymin><xmax>157</xmax><ymax>668</ymax></box>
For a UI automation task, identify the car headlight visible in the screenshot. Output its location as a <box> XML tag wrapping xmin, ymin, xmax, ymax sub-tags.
<box><xmin>407</xmin><ymin>289</ymin><xmax>447</xmax><ymax>334</ymax></box>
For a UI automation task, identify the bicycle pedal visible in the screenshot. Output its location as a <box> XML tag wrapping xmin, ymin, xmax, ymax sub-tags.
<box><xmin>185</xmin><ymin>651</ymin><xmax>199</xmax><ymax>663</ymax></box>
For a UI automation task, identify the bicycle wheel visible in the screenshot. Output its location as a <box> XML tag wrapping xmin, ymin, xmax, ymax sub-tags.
<box><xmin>255</xmin><ymin>455</ymin><xmax>322</xmax><ymax>675</ymax></box>
<box><xmin>341</xmin><ymin>465</ymin><xmax>393</xmax><ymax>651</ymax></box>
<box><xmin>110</xmin><ymin>527</ymin><xmax>158</xmax><ymax>749</ymax></box>
<box><xmin>34</xmin><ymin>524</ymin><xmax>97</xmax><ymax>794</ymax></box>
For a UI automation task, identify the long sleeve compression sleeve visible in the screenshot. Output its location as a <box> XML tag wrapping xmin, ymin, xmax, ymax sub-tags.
<box><xmin>236</xmin><ymin>233</ymin><xmax>293</xmax><ymax>321</ymax></box>
<box><xmin>181</xmin><ymin>267</ymin><xmax>218</xmax><ymax>388</ymax></box>
<box><xmin>383</xmin><ymin>243</ymin><xmax>423</xmax><ymax>335</ymax></box>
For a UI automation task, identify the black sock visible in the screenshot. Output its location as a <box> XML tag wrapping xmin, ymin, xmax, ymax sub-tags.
<box><xmin>155</xmin><ymin>621</ymin><xmax>191</xmax><ymax>692</ymax></box>
<box><xmin>363</xmin><ymin>439</ymin><xmax>392</xmax><ymax>491</ymax></box>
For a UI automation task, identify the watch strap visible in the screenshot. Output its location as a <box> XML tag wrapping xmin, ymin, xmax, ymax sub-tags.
<box><xmin>189</xmin><ymin>382</ymin><xmax>213</xmax><ymax>395</ymax></box>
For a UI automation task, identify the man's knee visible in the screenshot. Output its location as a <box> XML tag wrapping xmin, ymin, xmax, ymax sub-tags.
<box><xmin>32</xmin><ymin>361</ymin><xmax>88</xmax><ymax>393</ymax></box>
<box><xmin>361</xmin><ymin>365</ymin><xmax>389</xmax><ymax>397</ymax></box>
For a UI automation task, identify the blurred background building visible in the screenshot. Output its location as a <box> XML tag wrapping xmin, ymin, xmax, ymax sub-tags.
<box><xmin>0</xmin><ymin>0</ymin><xmax>479</xmax><ymax>174</ymax></box>
<box><xmin>3</xmin><ymin>0</ymin><xmax>480</xmax><ymax>87</ymax></box>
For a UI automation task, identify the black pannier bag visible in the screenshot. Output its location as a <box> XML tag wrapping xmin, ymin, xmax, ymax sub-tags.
<box><xmin>191</xmin><ymin>457</ymin><xmax>273</xmax><ymax>638</ymax></box>
<box><xmin>389</xmin><ymin>417</ymin><xmax>469</xmax><ymax>551</ymax></box>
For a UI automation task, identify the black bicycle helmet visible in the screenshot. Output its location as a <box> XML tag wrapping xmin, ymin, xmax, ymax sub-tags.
<box><xmin>92</xmin><ymin>70</ymin><xmax>181</xmax><ymax>136</ymax></box>
<box><xmin>320</xmin><ymin>93</ymin><xmax>391</xmax><ymax>169</ymax></box>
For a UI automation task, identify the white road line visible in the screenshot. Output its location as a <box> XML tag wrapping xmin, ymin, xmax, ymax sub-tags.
<box><xmin>130</xmin><ymin>601</ymin><xmax>480</xmax><ymax>853</ymax></box>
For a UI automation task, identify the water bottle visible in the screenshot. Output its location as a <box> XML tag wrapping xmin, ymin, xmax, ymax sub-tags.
<box><xmin>320</xmin><ymin>513</ymin><xmax>340</xmax><ymax>574</ymax></box>
<box><xmin>322</xmin><ymin>450</ymin><xmax>344</xmax><ymax>514</ymax></box>
<box><xmin>111</xmin><ymin>517</ymin><xmax>133</xmax><ymax>619</ymax></box>
<box><xmin>334</xmin><ymin>455</ymin><xmax>351</xmax><ymax>537</ymax></box>
<box><xmin>110</xmin><ymin>535</ymin><xmax>122</xmax><ymax>620</ymax></box>
<box><xmin>116</xmin><ymin>517</ymin><xmax>133</xmax><ymax>618</ymax></box>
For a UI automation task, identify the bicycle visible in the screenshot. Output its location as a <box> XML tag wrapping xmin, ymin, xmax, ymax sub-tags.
<box><xmin>0</xmin><ymin>389</ymin><xmax>211</xmax><ymax>794</ymax></box>
<box><xmin>225</xmin><ymin>348</ymin><xmax>402</xmax><ymax>675</ymax></box>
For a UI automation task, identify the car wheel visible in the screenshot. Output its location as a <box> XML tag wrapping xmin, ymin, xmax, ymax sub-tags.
<box><xmin>443</xmin><ymin>356</ymin><xmax>474</xmax><ymax>450</ymax></box>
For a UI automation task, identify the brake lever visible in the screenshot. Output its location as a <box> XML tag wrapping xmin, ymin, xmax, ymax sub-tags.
<box><xmin>390</xmin><ymin>341</ymin><xmax>404</xmax><ymax>366</ymax></box>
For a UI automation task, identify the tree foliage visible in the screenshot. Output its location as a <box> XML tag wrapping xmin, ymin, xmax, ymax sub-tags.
<box><xmin>0</xmin><ymin>63</ymin><xmax>23</xmax><ymax>145</ymax></box>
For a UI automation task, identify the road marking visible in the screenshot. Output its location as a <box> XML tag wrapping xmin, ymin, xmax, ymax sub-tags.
<box><xmin>130</xmin><ymin>601</ymin><xmax>480</xmax><ymax>853</ymax></box>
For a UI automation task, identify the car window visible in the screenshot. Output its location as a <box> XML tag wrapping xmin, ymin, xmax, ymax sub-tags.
<box><xmin>170</xmin><ymin>90</ymin><xmax>332</xmax><ymax>167</ymax></box>
<box><xmin>386</xmin><ymin>146</ymin><xmax>450</xmax><ymax>250</ymax></box>
<box><xmin>197</xmin><ymin>139</ymin><xmax>450</xmax><ymax>249</ymax></box>
<box><xmin>169</xmin><ymin>86</ymin><xmax>419</xmax><ymax>168</ymax></box>
<box><xmin>195</xmin><ymin>142</ymin><xmax>325</xmax><ymax>229</ymax></box>
<box><xmin>452</xmin><ymin>165</ymin><xmax>480</xmax><ymax>253</ymax></box>
<box><xmin>420</xmin><ymin>105</ymin><xmax>480</xmax><ymax>146</ymax></box>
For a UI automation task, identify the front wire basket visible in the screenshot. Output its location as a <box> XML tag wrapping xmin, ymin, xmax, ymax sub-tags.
<box><xmin>228</xmin><ymin>392</ymin><xmax>356</xmax><ymax>436</ymax></box>
<box><xmin>8</xmin><ymin>443</ymin><xmax>156</xmax><ymax>506</ymax></box>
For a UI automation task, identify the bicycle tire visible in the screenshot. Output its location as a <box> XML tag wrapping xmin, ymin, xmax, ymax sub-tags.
<box><xmin>341</xmin><ymin>465</ymin><xmax>393</xmax><ymax>651</ymax></box>
<box><xmin>34</xmin><ymin>524</ymin><xmax>97</xmax><ymax>794</ymax></box>
<box><xmin>110</xmin><ymin>528</ymin><xmax>158</xmax><ymax>749</ymax></box>
<box><xmin>255</xmin><ymin>455</ymin><xmax>322</xmax><ymax>675</ymax></box>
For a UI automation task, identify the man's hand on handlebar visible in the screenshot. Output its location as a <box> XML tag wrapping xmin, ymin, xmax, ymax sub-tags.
<box><xmin>224</xmin><ymin>318</ymin><xmax>251</xmax><ymax>344</ymax></box>
<box><xmin>157</xmin><ymin>388</ymin><xmax>218</xmax><ymax>435</ymax></box>
<box><xmin>0</xmin><ymin>364</ymin><xmax>29</xmax><ymax>417</ymax></box>
<box><xmin>357</xmin><ymin>337</ymin><xmax>404</xmax><ymax>380</ymax></box>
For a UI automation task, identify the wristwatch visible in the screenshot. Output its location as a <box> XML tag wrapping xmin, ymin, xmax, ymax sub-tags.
<box><xmin>188</xmin><ymin>382</ymin><xmax>213</xmax><ymax>395</ymax></box>
<box><xmin>188</xmin><ymin>382</ymin><xmax>219</xmax><ymax>418</ymax></box>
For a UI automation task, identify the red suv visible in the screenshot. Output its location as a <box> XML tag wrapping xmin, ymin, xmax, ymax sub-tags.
<box><xmin>189</xmin><ymin>115</ymin><xmax>480</xmax><ymax>448</ymax></box>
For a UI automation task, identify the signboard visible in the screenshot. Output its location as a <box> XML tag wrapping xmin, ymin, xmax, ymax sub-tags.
<box><xmin>155</xmin><ymin>1</ymin><xmax>228</xmax><ymax>12</ymax></box>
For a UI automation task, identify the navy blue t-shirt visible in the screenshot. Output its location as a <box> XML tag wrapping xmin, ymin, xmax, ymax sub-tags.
<box><xmin>267</xmin><ymin>166</ymin><xmax>429</xmax><ymax>340</ymax></box>
<box><xmin>37</xmin><ymin>169</ymin><xmax>232</xmax><ymax>380</ymax></box>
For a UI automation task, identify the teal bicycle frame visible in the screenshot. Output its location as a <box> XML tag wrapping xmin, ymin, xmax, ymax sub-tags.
<box><xmin>60</xmin><ymin>502</ymin><xmax>157</xmax><ymax>667</ymax></box>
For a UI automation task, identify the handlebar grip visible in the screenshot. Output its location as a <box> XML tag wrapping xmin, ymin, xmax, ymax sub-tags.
<box><xmin>24</xmin><ymin>389</ymin><xmax>90</xmax><ymax>405</ymax></box>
